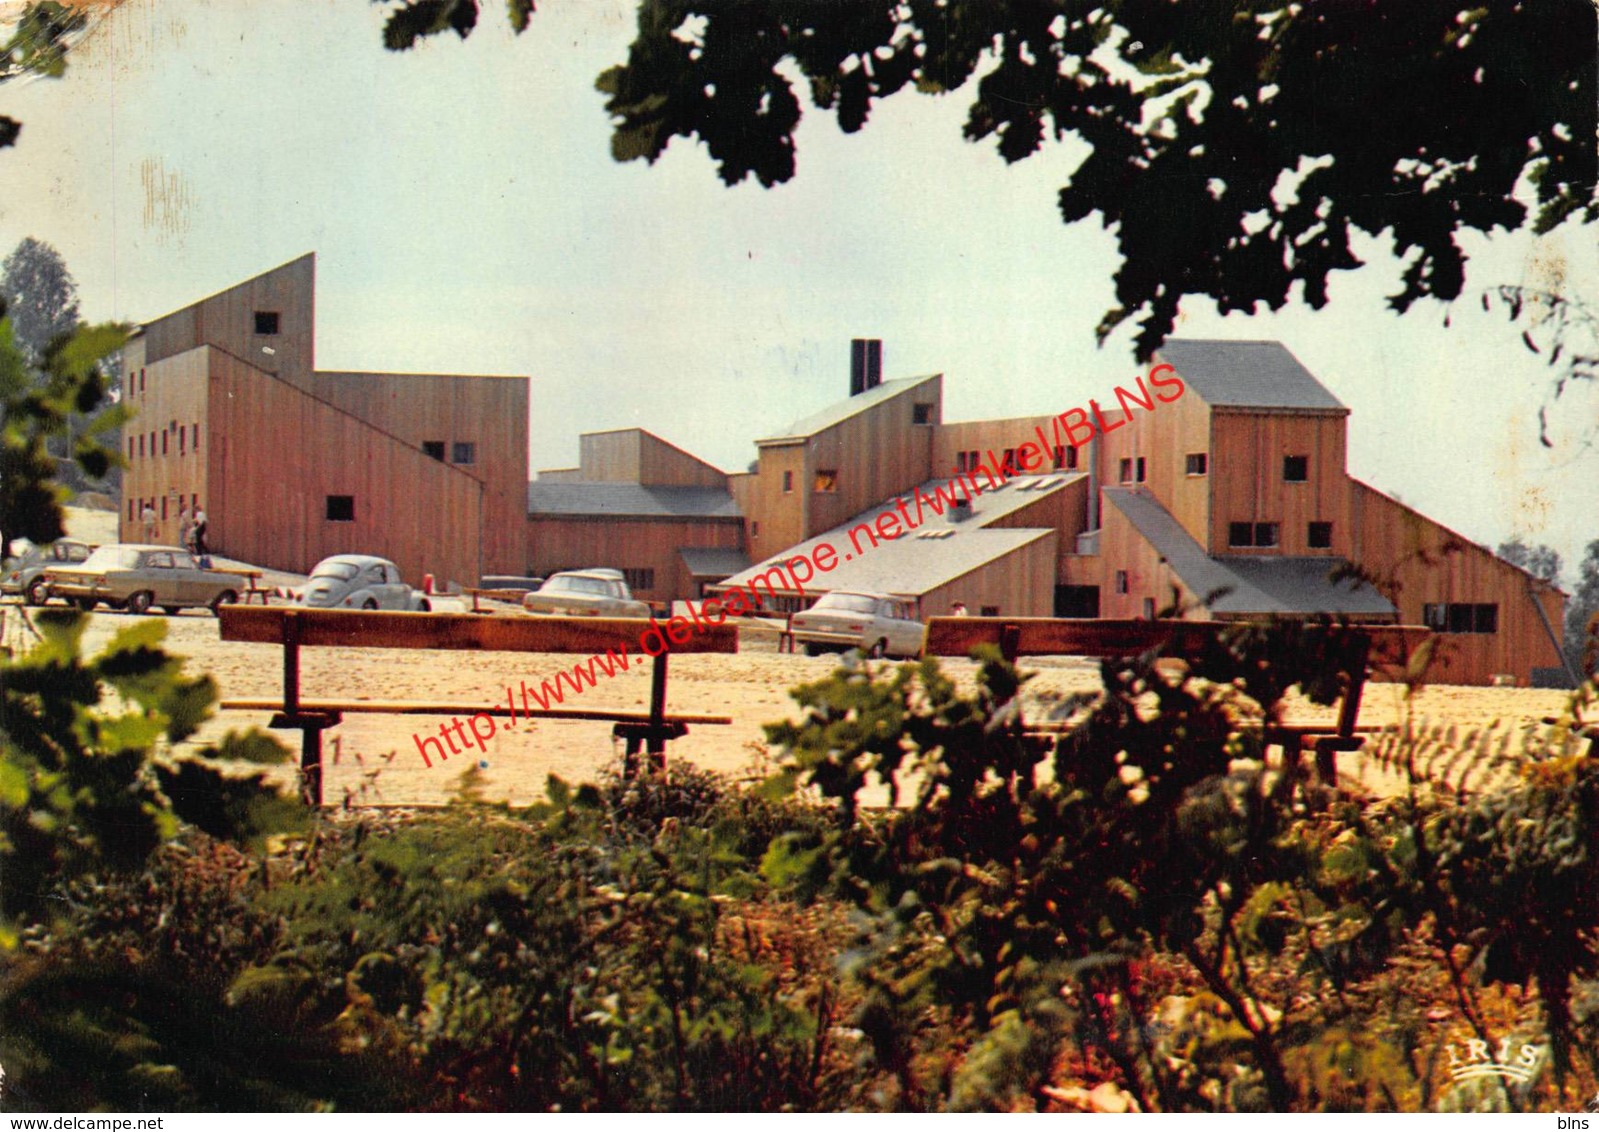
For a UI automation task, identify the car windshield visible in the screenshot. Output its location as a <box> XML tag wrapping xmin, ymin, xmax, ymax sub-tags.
<box><xmin>814</xmin><ymin>593</ymin><xmax>880</xmax><ymax>615</ymax></box>
<box><xmin>81</xmin><ymin>547</ymin><xmax>143</xmax><ymax>571</ymax></box>
<box><xmin>544</xmin><ymin>575</ymin><xmax>612</xmax><ymax>596</ymax></box>
<box><xmin>311</xmin><ymin>561</ymin><xmax>361</xmax><ymax>582</ymax></box>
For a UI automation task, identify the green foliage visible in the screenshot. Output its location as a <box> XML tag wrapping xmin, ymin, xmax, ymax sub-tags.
<box><xmin>1</xmin><ymin>237</ymin><xmax>79</xmax><ymax>366</ymax></box>
<box><xmin>0</xmin><ymin>3</ymin><xmax>87</xmax><ymax>151</ymax></box>
<box><xmin>0</xmin><ymin>610</ymin><xmax>304</xmax><ymax>947</ymax></box>
<box><xmin>378</xmin><ymin>0</ymin><xmax>1596</xmax><ymax>358</ymax></box>
<box><xmin>761</xmin><ymin>629</ymin><xmax>1599</xmax><ymax>1110</ymax></box>
<box><xmin>0</xmin><ymin>309</ymin><xmax>129</xmax><ymax>548</ymax></box>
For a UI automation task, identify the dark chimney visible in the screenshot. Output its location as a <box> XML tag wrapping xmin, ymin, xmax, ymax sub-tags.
<box><xmin>849</xmin><ymin>338</ymin><xmax>883</xmax><ymax>396</ymax></box>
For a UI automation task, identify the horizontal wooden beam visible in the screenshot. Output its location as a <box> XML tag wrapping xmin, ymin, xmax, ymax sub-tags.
<box><xmin>217</xmin><ymin>606</ymin><xmax>738</xmax><ymax>654</ymax></box>
<box><xmin>221</xmin><ymin>697</ymin><xmax>732</xmax><ymax>725</ymax></box>
<box><xmin>923</xmin><ymin>617</ymin><xmax>1429</xmax><ymax>663</ymax></box>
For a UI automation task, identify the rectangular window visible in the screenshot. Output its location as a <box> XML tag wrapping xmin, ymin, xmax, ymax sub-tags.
<box><xmin>138</xmin><ymin>434</ymin><xmax>145</xmax><ymax>458</ymax></box>
<box><xmin>1119</xmin><ymin>458</ymin><xmax>1133</xmax><ymax>483</ymax></box>
<box><xmin>254</xmin><ymin>311</ymin><xmax>280</xmax><ymax>335</ymax></box>
<box><xmin>161</xmin><ymin>496</ymin><xmax>167</xmax><ymax>520</ymax></box>
<box><xmin>912</xmin><ymin>402</ymin><xmax>934</xmax><ymax>424</ymax></box>
<box><xmin>1002</xmin><ymin>448</ymin><xmax>1017</xmax><ymax>473</ymax></box>
<box><xmin>1425</xmin><ymin>602</ymin><xmax>1500</xmax><ymax>634</ymax></box>
<box><xmin>422</xmin><ymin>441</ymin><xmax>445</xmax><ymax>461</ymax></box>
<box><xmin>814</xmin><ymin>469</ymin><xmax>838</xmax><ymax>493</ymax></box>
<box><xmin>782</xmin><ymin>470</ymin><xmax>793</xmax><ymax>493</ymax></box>
<box><xmin>1186</xmin><ymin>452</ymin><xmax>1208</xmax><ymax>476</ymax></box>
<box><xmin>956</xmin><ymin>451</ymin><xmax>968</xmax><ymax>473</ymax></box>
<box><xmin>1254</xmin><ymin>522</ymin><xmax>1279</xmax><ymax>548</ymax></box>
<box><xmin>1423</xmin><ymin>603</ymin><xmax>1446</xmax><ymax>632</ymax></box>
<box><xmin>1142</xmin><ymin>597</ymin><xmax>1156</xmax><ymax>621</ymax></box>
<box><xmin>161</xmin><ymin>430</ymin><xmax>168</xmax><ymax>456</ymax></box>
<box><xmin>1308</xmin><ymin>521</ymin><xmax>1333</xmax><ymax>549</ymax></box>
<box><xmin>1448</xmin><ymin>603</ymin><xmax>1475</xmax><ymax>633</ymax></box>
<box><xmin>192</xmin><ymin>423</ymin><xmax>199</xmax><ymax>451</ymax></box>
<box><xmin>1136</xmin><ymin>456</ymin><xmax>1147</xmax><ymax>482</ymax></box>
<box><xmin>966</xmin><ymin>450</ymin><xmax>979</xmax><ymax>472</ymax></box>
<box><xmin>1474</xmin><ymin>603</ymin><xmax>1499</xmax><ymax>633</ymax></box>
<box><xmin>622</xmin><ymin>568</ymin><xmax>656</xmax><ymax>591</ymax></box>
<box><xmin>128</xmin><ymin>437</ymin><xmax>135</xmax><ymax>460</ymax></box>
<box><xmin>1283</xmin><ymin>455</ymin><xmax>1308</xmax><ymax>482</ymax></box>
<box><xmin>127</xmin><ymin>499</ymin><xmax>134</xmax><ymax>522</ymax></box>
<box><xmin>1115</xmin><ymin>570</ymin><xmax>1130</xmax><ymax>594</ymax></box>
<box><xmin>452</xmin><ymin>441</ymin><xmax>476</xmax><ymax>465</ymax></box>
<box><xmin>1229</xmin><ymin>521</ymin><xmax>1253</xmax><ymax>547</ymax></box>
<box><xmin>139</xmin><ymin>369</ymin><xmax>146</xmax><ymax>394</ymax></box>
<box><xmin>179</xmin><ymin>427</ymin><xmax>185</xmax><ymax>456</ymax></box>
<box><xmin>980</xmin><ymin>605</ymin><xmax>999</xmax><ymax>617</ymax></box>
<box><xmin>326</xmin><ymin>495</ymin><xmax>355</xmax><ymax>522</ymax></box>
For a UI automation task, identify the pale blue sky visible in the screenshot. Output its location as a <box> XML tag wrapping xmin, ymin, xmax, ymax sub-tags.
<box><xmin>1</xmin><ymin>0</ymin><xmax>1595</xmax><ymax>578</ymax></box>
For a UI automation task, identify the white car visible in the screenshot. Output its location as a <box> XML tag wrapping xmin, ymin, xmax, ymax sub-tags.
<box><xmin>523</xmin><ymin>569</ymin><xmax>650</xmax><ymax>617</ymax></box>
<box><xmin>790</xmin><ymin>590</ymin><xmax>925</xmax><ymax>659</ymax></box>
<box><xmin>296</xmin><ymin>555</ymin><xmax>431</xmax><ymax>611</ymax></box>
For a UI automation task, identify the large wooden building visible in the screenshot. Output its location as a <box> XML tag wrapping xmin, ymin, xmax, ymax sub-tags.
<box><xmin>119</xmin><ymin>254</ymin><xmax>529</xmax><ymax>586</ymax></box>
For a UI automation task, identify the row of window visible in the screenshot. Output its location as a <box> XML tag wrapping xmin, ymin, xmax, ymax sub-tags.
<box><xmin>128</xmin><ymin>423</ymin><xmax>202</xmax><ymax>460</ymax></box>
<box><xmin>1227</xmin><ymin>521</ymin><xmax>1334</xmax><ymax>550</ymax></box>
<box><xmin>1122</xmin><ymin>453</ymin><xmax>1309</xmax><ymax>482</ymax></box>
<box><xmin>423</xmin><ymin>441</ymin><xmax>477</xmax><ymax>466</ymax></box>
<box><xmin>956</xmin><ymin>446</ymin><xmax>1078</xmax><ymax>475</ymax></box>
<box><xmin>1423</xmin><ymin>602</ymin><xmax>1499</xmax><ymax>634</ymax></box>
<box><xmin>127</xmin><ymin>493</ymin><xmax>200</xmax><ymax>523</ymax></box>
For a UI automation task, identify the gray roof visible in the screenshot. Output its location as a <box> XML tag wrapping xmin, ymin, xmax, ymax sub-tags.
<box><xmin>1102</xmin><ymin>488</ymin><xmax>1395</xmax><ymax>617</ymax></box>
<box><xmin>760</xmin><ymin>375</ymin><xmax>939</xmax><ymax>442</ymax></box>
<box><xmin>527</xmin><ymin>482</ymin><xmax>740</xmax><ymax>520</ymax></box>
<box><xmin>716</xmin><ymin>472</ymin><xmax>1081</xmax><ymax>597</ymax></box>
<box><xmin>678</xmin><ymin>547</ymin><xmax>752</xmax><ymax>577</ymax></box>
<box><xmin>1157</xmin><ymin>339</ymin><xmax>1346</xmax><ymax>412</ymax></box>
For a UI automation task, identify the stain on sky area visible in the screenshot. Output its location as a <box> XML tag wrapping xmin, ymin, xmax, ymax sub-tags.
<box><xmin>141</xmin><ymin>155</ymin><xmax>195</xmax><ymax>243</ymax></box>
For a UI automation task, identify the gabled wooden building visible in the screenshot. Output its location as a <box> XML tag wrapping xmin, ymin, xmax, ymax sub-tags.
<box><xmin>118</xmin><ymin>254</ymin><xmax>528</xmax><ymax>587</ymax></box>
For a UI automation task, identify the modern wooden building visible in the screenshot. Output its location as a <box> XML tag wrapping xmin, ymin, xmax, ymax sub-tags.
<box><xmin>118</xmin><ymin>254</ymin><xmax>528</xmax><ymax>586</ymax></box>
<box><xmin>706</xmin><ymin>339</ymin><xmax>1569</xmax><ymax>685</ymax></box>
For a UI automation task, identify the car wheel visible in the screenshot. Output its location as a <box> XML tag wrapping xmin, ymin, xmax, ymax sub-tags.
<box><xmin>210</xmin><ymin>590</ymin><xmax>238</xmax><ymax>616</ymax></box>
<box><xmin>870</xmin><ymin>638</ymin><xmax>889</xmax><ymax>659</ymax></box>
<box><xmin>362</xmin><ymin>598</ymin><xmax>378</xmax><ymax>611</ymax></box>
<box><xmin>804</xmin><ymin>642</ymin><xmax>825</xmax><ymax>657</ymax></box>
<box><xmin>126</xmin><ymin>591</ymin><xmax>154</xmax><ymax>615</ymax></box>
<box><xmin>73</xmin><ymin>596</ymin><xmax>97</xmax><ymax>613</ymax></box>
<box><xmin>160</xmin><ymin>606</ymin><xmax>180</xmax><ymax>616</ymax></box>
<box><xmin>416</xmin><ymin>597</ymin><xmax>431</xmax><ymax>612</ymax></box>
<box><xmin>24</xmin><ymin>577</ymin><xmax>49</xmax><ymax>606</ymax></box>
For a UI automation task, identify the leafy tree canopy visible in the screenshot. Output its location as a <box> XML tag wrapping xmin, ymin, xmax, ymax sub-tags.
<box><xmin>1</xmin><ymin>237</ymin><xmax>80</xmax><ymax>365</ymax></box>
<box><xmin>377</xmin><ymin>0</ymin><xmax>1597</xmax><ymax>357</ymax></box>
<box><xmin>1496</xmin><ymin>538</ymin><xmax>1562</xmax><ymax>586</ymax></box>
<box><xmin>0</xmin><ymin>2</ymin><xmax>87</xmax><ymax>152</ymax></box>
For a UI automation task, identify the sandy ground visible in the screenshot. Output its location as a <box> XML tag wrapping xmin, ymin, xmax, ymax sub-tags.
<box><xmin>3</xmin><ymin>508</ymin><xmax>1582</xmax><ymax>808</ymax></box>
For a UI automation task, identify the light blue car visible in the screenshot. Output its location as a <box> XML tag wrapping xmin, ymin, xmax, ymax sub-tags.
<box><xmin>296</xmin><ymin>554</ymin><xmax>431</xmax><ymax>611</ymax></box>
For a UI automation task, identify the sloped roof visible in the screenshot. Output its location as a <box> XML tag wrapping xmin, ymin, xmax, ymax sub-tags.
<box><xmin>759</xmin><ymin>375</ymin><xmax>940</xmax><ymax>443</ymax></box>
<box><xmin>1157</xmin><ymin>339</ymin><xmax>1346</xmax><ymax>412</ymax></box>
<box><xmin>716</xmin><ymin>472</ymin><xmax>1080</xmax><ymax>597</ymax></box>
<box><xmin>1102</xmin><ymin>488</ymin><xmax>1395</xmax><ymax>617</ymax></box>
<box><xmin>526</xmin><ymin>482</ymin><xmax>740</xmax><ymax>519</ymax></box>
<box><xmin>678</xmin><ymin>547</ymin><xmax>752</xmax><ymax>577</ymax></box>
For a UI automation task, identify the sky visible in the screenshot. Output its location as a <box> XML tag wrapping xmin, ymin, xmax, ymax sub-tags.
<box><xmin>1</xmin><ymin>0</ymin><xmax>1596</xmax><ymax>581</ymax></box>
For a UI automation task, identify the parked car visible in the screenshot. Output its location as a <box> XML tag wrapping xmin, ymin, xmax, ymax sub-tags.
<box><xmin>523</xmin><ymin>569</ymin><xmax>650</xmax><ymax>617</ymax></box>
<box><xmin>296</xmin><ymin>555</ymin><xmax>432</xmax><ymax>611</ymax></box>
<box><xmin>790</xmin><ymin>590</ymin><xmax>925</xmax><ymax>658</ymax></box>
<box><xmin>41</xmin><ymin>544</ymin><xmax>241</xmax><ymax>615</ymax></box>
<box><xmin>3</xmin><ymin>539</ymin><xmax>93</xmax><ymax>605</ymax></box>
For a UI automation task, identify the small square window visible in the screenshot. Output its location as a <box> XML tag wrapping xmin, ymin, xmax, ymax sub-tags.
<box><xmin>956</xmin><ymin>451</ymin><xmax>969</xmax><ymax>473</ymax></box>
<box><xmin>1229</xmin><ymin>522</ymin><xmax>1253</xmax><ymax>547</ymax></box>
<box><xmin>1119</xmin><ymin>458</ymin><xmax>1133</xmax><ymax>483</ymax></box>
<box><xmin>1142</xmin><ymin>597</ymin><xmax>1156</xmax><ymax>620</ymax></box>
<box><xmin>1186</xmin><ymin>453</ymin><xmax>1208</xmax><ymax>476</ymax></box>
<box><xmin>326</xmin><ymin>495</ymin><xmax>355</xmax><ymax>522</ymax></box>
<box><xmin>1423</xmin><ymin>603</ymin><xmax>1446</xmax><ymax>631</ymax></box>
<box><xmin>1283</xmin><ymin>455</ymin><xmax>1308</xmax><ymax>482</ymax></box>
<box><xmin>254</xmin><ymin>311</ymin><xmax>280</xmax><ymax>335</ymax></box>
<box><xmin>452</xmin><ymin>441</ymin><xmax>476</xmax><ymax>465</ymax></box>
<box><xmin>980</xmin><ymin>605</ymin><xmax>999</xmax><ymax>617</ymax></box>
<box><xmin>782</xmin><ymin>470</ymin><xmax>793</xmax><ymax>493</ymax></box>
<box><xmin>1254</xmin><ymin>522</ymin><xmax>1279</xmax><ymax>547</ymax></box>
<box><xmin>1474</xmin><ymin>603</ymin><xmax>1498</xmax><ymax>633</ymax></box>
<box><xmin>912</xmin><ymin>402</ymin><xmax>934</xmax><ymax>424</ymax></box>
<box><xmin>1115</xmin><ymin>570</ymin><xmax>1130</xmax><ymax>594</ymax></box>
<box><xmin>422</xmin><ymin>441</ymin><xmax>445</xmax><ymax>462</ymax></box>
<box><xmin>814</xmin><ymin>469</ymin><xmax>838</xmax><ymax>493</ymax></box>
<box><xmin>966</xmin><ymin>450</ymin><xmax>979</xmax><ymax>472</ymax></box>
<box><xmin>1135</xmin><ymin>456</ymin><xmax>1147</xmax><ymax>482</ymax></box>
<box><xmin>1447</xmin><ymin>603</ymin><xmax>1474</xmax><ymax>633</ymax></box>
<box><xmin>1308</xmin><ymin>521</ymin><xmax>1333</xmax><ymax>549</ymax></box>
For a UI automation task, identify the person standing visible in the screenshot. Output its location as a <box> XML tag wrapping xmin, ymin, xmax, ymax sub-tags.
<box><xmin>178</xmin><ymin>506</ymin><xmax>196</xmax><ymax>555</ymax></box>
<box><xmin>140</xmin><ymin>501</ymin><xmax>157</xmax><ymax>543</ymax></box>
<box><xmin>192</xmin><ymin>504</ymin><xmax>209</xmax><ymax>556</ymax></box>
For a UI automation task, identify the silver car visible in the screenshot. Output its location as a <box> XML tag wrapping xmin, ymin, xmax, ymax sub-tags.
<box><xmin>42</xmin><ymin>544</ymin><xmax>242</xmax><ymax>615</ymax></box>
<box><xmin>523</xmin><ymin>569</ymin><xmax>650</xmax><ymax>617</ymax></box>
<box><xmin>3</xmin><ymin>539</ymin><xmax>93</xmax><ymax>605</ymax></box>
<box><xmin>297</xmin><ymin>555</ymin><xmax>432</xmax><ymax>611</ymax></box>
<box><xmin>790</xmin><ymin>590</ymin><xmax>925</xmax><ymax>659</ymax></box>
